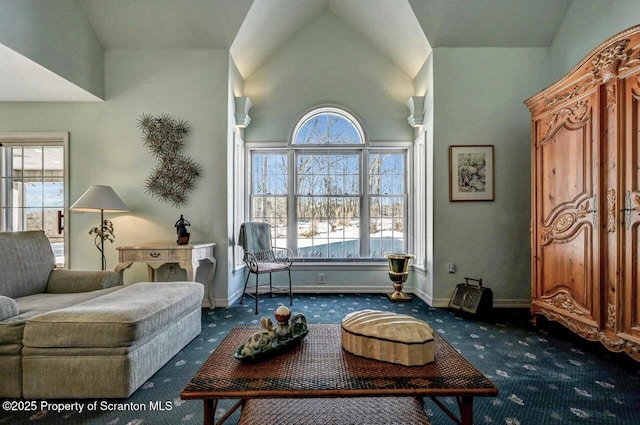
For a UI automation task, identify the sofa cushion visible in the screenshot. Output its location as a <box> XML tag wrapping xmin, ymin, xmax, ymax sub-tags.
<box><xmin>0</xmin><ymin>231</ymin><xmax>55</xmax><ymax>298</ymax></box>
<box><xmin>23</xmin><ymin>281</ymin><xmax>203</xmax><ymax>349</ymax></box>
<box><xmin>0</xmin><ymin>287</ymin><xmax>123</xmax><ymax>352</ymax></box>
<box><xmin>0</xmin><ymin>296</ymin><xmax>18</xmax><ymax>321</ymax></box>
<box><xmin>15</xmin><ymin>287</ymin><xmax>124</xmax><ymax>316</ymax></box>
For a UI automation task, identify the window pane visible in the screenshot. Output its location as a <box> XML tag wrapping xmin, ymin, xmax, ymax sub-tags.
<box><xmin>252</xmin><ymin>152</ymin><xmax>287</xmax><ymax>195</ymax></box>
<box><xmin>297</xmin><ymin>153</ymin><xmax>359</xmax><ymax>196</ymax></box>
<box><xmin>25</xmin><ymin>207</ymin><xmax>41</xmax><ymax>231</ymax></box>
<box><xmin>43</xmin><ymin>147</ymin><xmax>63</xmax><ymax>173</ymax></box>
<box><xmin>7</xmin><ymin>147</ymin><xmax>22</xmax><ymax>176</ymax></box>
<box><xmin>22</xmin><ymin>148</ymin><xmax>43</xmax><ymax>170</ymax></box>
<box><xmin>251</xmin><ymin>196</ymin><xmax>287</xmax><ymax>225</ymax></box>
<box><xmin>294</xmin><ymin>112</ymin><xmax>362</xmax><ymax>145</ymax></box>
<box><xmin>43</xmin><ymin>180</ymin><xmax>64</xmax><ymax>208</ymax></box>
<box><xmin>369</xmin><ymin>153</ymin><xmax>404</xmax><ymax>195</ymax></box>
<box><xmin>297</xmin><ymin>195</ymin><xmax>360</xmax><ymax>258</ymax></box>
<box><xmin>43</xmin><ymin>208</ymin><xmax>61</xmax><ymax>238</ymax></box>
<box><xmin>24</xmin><ymin>179</ymin><xmax>43</xmax><ymax>208</ymax></box>
<box><xmin>369</xmin><ymin>196</ymin><xmax>405</xmax><ymax>257</ymax></box>
<box><xmin>0</xmin><ymin>179</ymin><xmax>18</xmax><ymax>228</ymax></box>
<box><xmin>21</xmin><ymin>180</ymin><xmax>63</xmax><ymax>209</ymax></box>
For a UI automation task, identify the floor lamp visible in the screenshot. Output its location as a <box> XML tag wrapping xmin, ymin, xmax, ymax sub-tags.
<box><xmin>70</xmin><ymin>185</ymin><xmax>129</xmax><ymax>270</ymax></box>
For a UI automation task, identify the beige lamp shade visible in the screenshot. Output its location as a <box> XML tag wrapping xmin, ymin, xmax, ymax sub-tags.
<box><xmin>70</xmin><ymin>185</ymin><xmax>129</xmax><ymax>212</ymax></box>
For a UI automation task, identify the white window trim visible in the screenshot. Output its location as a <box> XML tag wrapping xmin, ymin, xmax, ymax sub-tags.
<box><xmin>232</xmin><ymin>131</ymin><xmax>245</xmax><ymax>274</ymax></box>
<box><xmin>412</xmin><ymin>131</ymin><xmax>426</xmax><ymax>270</ymax></box>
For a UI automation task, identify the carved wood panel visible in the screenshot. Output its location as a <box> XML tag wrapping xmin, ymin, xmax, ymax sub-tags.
<box><xmin>621</xmin><ymin>71</ymin><xmax>640</xmax><ymax>343</ymax></box>
<box><xmin>532</xmin><ymin>93</ymin><xmax>600</xmax><ymax>327</ymax></box>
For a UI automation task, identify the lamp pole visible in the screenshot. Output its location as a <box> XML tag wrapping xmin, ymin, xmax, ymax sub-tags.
<box><xmin>99</xmin><ymin>208</ymin><xmax>106</xmax><ymax>270</ymax></box>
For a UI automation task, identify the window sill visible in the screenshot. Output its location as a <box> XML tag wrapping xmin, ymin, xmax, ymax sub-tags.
<box><xmin>291</xmin><ymin>260</ymin><xmax>387</xmax><ymax>271</ymax></box>
<box><xmin>236</xmin><ymin>260</ymin><xmax>425</xmax><ymax>272</ymax></box>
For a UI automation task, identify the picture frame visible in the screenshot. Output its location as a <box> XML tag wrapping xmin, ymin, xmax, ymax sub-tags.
<box><xmin>449</xmin><ymin>145</ymin><xmax>494</xmax><ymax>202</ymax></box>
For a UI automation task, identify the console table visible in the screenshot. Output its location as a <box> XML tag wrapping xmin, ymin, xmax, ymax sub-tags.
<box><xmin>115</xmin><ymin>242</ymin><xmax>216</xmax><ymax>308</ymax></box>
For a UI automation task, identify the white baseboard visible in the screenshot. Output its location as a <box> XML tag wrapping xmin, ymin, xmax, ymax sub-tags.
<box><xmin>211</xmin><ymin>286</ymin><xmax>531</xmax><ymax>310</ymax></box>
<box><xmin>426</xmin><ymin>298</ymin><xmax>531</xmax><ymax>309</ymax></box>
<box><xmin>293</xmin><ymin>285</ymin><xmax>390</xmax><ymax>294</ymax></box>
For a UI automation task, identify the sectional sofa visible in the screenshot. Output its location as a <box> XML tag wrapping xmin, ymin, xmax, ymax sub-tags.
<box><xmin>0</xmin><ymin>230</ymin><xmax>203</xmax><ymax>399</ymax></box>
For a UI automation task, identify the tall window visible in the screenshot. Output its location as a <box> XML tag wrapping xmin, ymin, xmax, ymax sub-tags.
<box><xmin>248</xmin><ymin>107</ymin><xmax>408</xmax><ymax>260</ymax></box>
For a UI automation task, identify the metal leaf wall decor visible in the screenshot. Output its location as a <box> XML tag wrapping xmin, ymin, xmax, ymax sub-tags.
<box><xmin>137</xmin><ymin>113</ymin><xmax>202</xmax><ymax>207</ymax></box>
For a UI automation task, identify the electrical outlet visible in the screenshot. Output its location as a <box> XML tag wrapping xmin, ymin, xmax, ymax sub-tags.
<box><xmin>318</xmin><ymin>273</ymin><xmax>326</xmax><ymax>284</ymax></box>
<box><xmin>169</xmin><ymin>264</ymin><xmax>176</xmax><ymax>275</ymax></box>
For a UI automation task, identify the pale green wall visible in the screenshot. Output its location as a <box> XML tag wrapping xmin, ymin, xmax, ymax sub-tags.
<box><xmin>244</xmin><ymin>11</ymin><xmax>414</xmax><ymax>142</ymax></box>
<box><xmin>549</xmin><ymin>0</ymin><xmax>640</xmax><ymax>85</ymax></box>
<box><xmin>105</xmin><ymin>49</ymin><xmax>230</xmax><ymax>307</ymax></box>
<box><xmin>430</xmin><ymin>47</ymin><xmax>548</xmax><ymax>306</ymax></box>
<box><xmin>0</xmin><ymin>0</ymin><xmax>104</xmax><ymax>98</ymax></box>
<box><xmin>0</xmin><ymin>49</ymin><xmax>231</xmax><ymax>306</ymax></box>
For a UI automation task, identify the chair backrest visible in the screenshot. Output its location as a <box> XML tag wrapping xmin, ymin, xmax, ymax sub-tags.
<box><xmin>238</xmin><ymin>222</ymin><xmax>273</xmax><ymax>257</ymax></box>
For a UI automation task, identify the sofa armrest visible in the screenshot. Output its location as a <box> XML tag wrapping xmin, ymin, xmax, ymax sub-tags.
<box><xmin>46</xmin><ymin>270</ymin><xmax>122</xmax><ymax>294</ymax></box>
<box><xmin>0</xmin><ymin>295</ymin><xmax>19</xmax><ymax>321</ymax></box>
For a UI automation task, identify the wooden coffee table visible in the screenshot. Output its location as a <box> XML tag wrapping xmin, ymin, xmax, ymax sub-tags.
<box><xmin>181</xmin><ymin>324</ymin><xmax>497</xmax><ymax>425</ymax></box>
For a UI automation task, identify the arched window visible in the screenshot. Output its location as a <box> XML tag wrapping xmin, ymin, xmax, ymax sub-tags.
<box><xmin>249</xmin><ymin>106</ymin><xmax>408</xmax><ymax>260</ymax></box>
<box><xmin>293</xmin><ymin>108</ymin><xmax>365</xmax><ymax>145</ymax></box>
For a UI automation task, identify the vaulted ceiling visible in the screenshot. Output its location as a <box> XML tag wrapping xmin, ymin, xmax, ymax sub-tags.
<box><xmin>1</xmin><ymin>0</ymin><xmax>573</xmax><ymax>101</ymax></box>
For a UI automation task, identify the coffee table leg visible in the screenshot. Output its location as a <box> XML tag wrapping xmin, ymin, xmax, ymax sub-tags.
<box><xmin>430</xmin><ymin>396</ymin><xmax>474</xmax><ymax>425</ymax></box>
<box><xmin>203</xmin><ymin>399</ymin><xmax>245</xmax><ymax>425</ymax></box>
<box><xmin>203</xmin><ymin>399</ymin><xmax>217</xmax><ymax>425</ymax></box>
<box><xmin>459</xmin><ymin>396</ymin><xmax>473</xmax><ymax>425</ymax></box>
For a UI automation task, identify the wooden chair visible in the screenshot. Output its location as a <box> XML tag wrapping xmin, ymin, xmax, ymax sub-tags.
<box><xmin>238</xmin><ymin>222</ymin><xmax>293</xmax><ymax>314</ymax></box>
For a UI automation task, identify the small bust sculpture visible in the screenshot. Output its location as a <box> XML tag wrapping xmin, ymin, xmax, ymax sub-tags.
<box><xmin>175</xmin><ymin>215</ymin><xmax>191</xmax><ymax>245</ymax></box>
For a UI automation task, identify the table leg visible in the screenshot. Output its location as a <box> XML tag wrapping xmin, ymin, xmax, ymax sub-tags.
<box><xmin>458</xmin><ymin>396</ymin><xmax>473</xmax><ymax>425</ymax></box>
<box><xmin>430</xmin><ymin>395</ymin><xmax>474</xmax><ymax>425</ymax></box>
<box><xmin>114</xmin><ymin>261</ymin><xmax>133</xmax><ymax>283</ymax></box>
<box><xmin>181</xmin><ymin>257</ymin><xmax>217</xmax><ymax>308</ymax></box>
<box><xmin>146</xmin><ymin>264</ymin><xmax>156</xmax><ymax>281</ymax></box>
<box><xmin>202</xmin><ymin>399</ymin><xmax>243</xmax><ymax>425</ymax></box>
<box><xmin>202</xmin><ymin>256</ymin><xmax>217</xmax><ymax>308</ymax></box>
<box><xmin>203</xmin><ymin>399</ymin><xmax>217</xmax><ymax>425</ymax></box>
<box><xmin>180</xmin><ymin>260</ymin><xmax>195</xmax><ymax>281</ymax></box>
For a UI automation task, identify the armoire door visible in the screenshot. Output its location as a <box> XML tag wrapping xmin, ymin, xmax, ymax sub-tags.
<box><xmin>621</xmin><ymin>72</ymin><xmax>640</xmax><ymax>343</ymax></box>
<box><xmin>532</xmin><ymin>91</ymin><xmax>602</xmax><ymax>332</ymax></box>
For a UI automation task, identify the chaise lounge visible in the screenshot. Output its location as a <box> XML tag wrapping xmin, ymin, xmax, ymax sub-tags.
<box><xmin>0</xmin><ymin>230</ymin><xmax>203</xmax><ymax>399</ymax></box>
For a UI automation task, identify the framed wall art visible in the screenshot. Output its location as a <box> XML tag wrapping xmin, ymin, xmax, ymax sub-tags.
<box><xmin>449</xmin><ymin>145</ymin><xmax>494</xmax><ymax>202</ymax></box>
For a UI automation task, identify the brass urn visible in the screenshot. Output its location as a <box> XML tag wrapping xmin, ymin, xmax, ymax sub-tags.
<box><xmin>384</xmin><ymin>253</ymin><xmax>415</xmax><ymax>302</ymax></box>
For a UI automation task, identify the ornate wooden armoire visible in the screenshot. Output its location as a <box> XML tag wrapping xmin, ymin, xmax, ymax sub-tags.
<box><xmin>525</xmin><ymin>25</ymin><xmax>640</xmax><ymax>361</ymax></box>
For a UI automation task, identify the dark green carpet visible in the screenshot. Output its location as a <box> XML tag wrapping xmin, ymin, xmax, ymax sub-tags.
<box><xmin>1</xmin><ymin>294</ymin><xmax>639</xmax><ymax>424</ymax></box>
